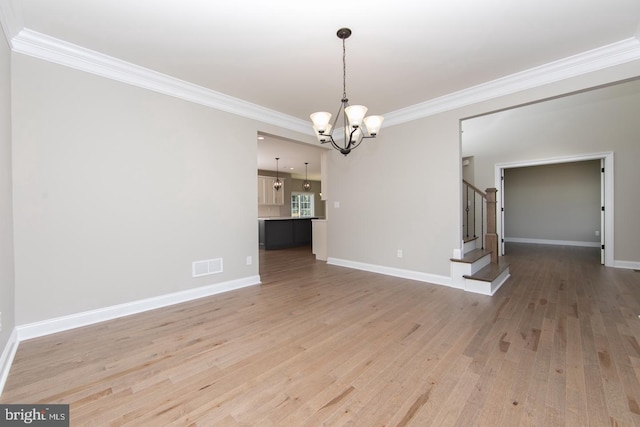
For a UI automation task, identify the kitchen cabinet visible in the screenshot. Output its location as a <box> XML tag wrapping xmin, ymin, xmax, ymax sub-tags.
<box><xmin>258</xmin><ymin>217</ymin><xmax>315</xmax><ymax>250</ymax></box>
<box><xmin>258</xmin><ymin>176</ymin><xmax>285</xmax><ymax>205</ymax></box>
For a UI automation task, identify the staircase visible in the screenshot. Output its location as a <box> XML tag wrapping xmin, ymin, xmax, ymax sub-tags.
<box><xmin>450</xmin><ymin>183</ymin><xmax>510</xmax><ymax>296</ymax></box>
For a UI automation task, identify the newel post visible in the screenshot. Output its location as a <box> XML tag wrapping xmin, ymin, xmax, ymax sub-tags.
<box><xmin>485</xmin><ymin>188</ymin><xmax>499</xmax><ymax>263</ymax></box>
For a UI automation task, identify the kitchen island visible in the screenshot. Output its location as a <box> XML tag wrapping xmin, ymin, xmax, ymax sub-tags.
<box><xmin>258</xmin><ymin>217</ymin><xmax>317</xmax><ymax>250</ymax></box>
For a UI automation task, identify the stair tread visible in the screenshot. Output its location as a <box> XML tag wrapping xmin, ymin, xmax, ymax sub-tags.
<box><xmin>464</xmin><ymin>262</ymin><xmax>510</xmax><ymax>282</ymax></box>
<box><xmin>450</xmin><ymin>249</ymin><xmax>492</xmax><ymax>264</ymax></box>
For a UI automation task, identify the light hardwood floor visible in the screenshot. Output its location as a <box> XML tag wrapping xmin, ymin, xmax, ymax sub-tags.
<box><xmin>2</xmin><ymin>243</ymin><xmax>640</xmax><ymax>426</ymax></box>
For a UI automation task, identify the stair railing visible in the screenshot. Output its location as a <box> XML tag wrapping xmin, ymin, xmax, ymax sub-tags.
<box><xmin>463</xmin><ymin>180</ymin><xmax>487</xmax><ymax>250</ymax></box>
<box><xmin>462</xmin><ymin>181</ymin><xmax>500</xmax><ymax>262</ymax></box>
<box><xmin>485</xmin><ymin>188</ymin><xmax>498</xmax><ymax>263</ymax></box>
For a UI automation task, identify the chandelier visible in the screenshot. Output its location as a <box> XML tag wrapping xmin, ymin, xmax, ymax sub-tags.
<box><xmin>302</xmin><ymin>162</ymin><xmax>311</xmax><ymax>191</ymax></box>
<box><xmin>310</xmin><ymin>28</ymin><xmax>384</xmax><ymax>156</ymax></box>
<box><xmin>273</xmin><ymin>157</ymin><xmax>282</xmax><ymax>191</ymax></box>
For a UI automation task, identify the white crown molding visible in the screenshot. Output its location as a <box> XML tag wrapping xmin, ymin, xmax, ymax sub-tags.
<box><xmin>383</xmin><ymin>37</ymin><xmax>640</xmax><ymax>127</ymax></box>
<box><xmin>0</xmin><ymin>0</ymin><xmax>23</xmax><ymax>45</ymax></box>
<box><xmin>7</xmin><ymin>26</ymin><xmax>640</xmax><ymax>134</ymax></box>
<box><xmin>11</xmin><ymin>29</ymin><xmax>313</xmax><ymax>136</ymax></box>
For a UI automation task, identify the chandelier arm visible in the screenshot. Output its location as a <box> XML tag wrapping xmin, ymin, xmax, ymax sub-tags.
<box><xmin>347</xmin><ymin>127</ymin><xmax>360</xmax><ymax>147</ymax></box>
<box><xmin>342</xmin><ymin>102</ymin><xmax>351</xmax><ymax>151</ymax></box>
<box><xmin>325</xmin><ymin>134</ymin><xmax>350</xmax><ymax>155</ymax></box>
<box><xmin>330</xmin><ymin>100</ymin><xmax>345</xmax><ymax>137</ymax></box>
<box><xmin>349</xmin><ymin>139</ymin><xmax>362</xmax><ymax>151</ymax></box>
<box><xmin>349</xmin><ymin>129</ymin><xmax>365</xmax><ymax>150</ymax></box>
<box><xmin>328</xmin><ymin>136</ymin><xmax>343</xmax><ymax>153</ymax></box>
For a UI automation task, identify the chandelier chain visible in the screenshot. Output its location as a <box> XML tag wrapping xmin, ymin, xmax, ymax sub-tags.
<box><xmin>342</xmin><ymin>37</ymin><xmax>347</xmax><ymax>101</ymax></box>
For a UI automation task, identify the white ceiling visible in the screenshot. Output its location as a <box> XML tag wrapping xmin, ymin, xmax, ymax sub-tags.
<box><xmin>5</xmin><ymin>0</ymin><xmax>640</xmax><ymax>178</ymax></box>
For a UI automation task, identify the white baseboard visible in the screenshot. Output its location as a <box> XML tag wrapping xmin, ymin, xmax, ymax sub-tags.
<box><xmin>504</xmin><ymin>237</ymin><xmax>601</xmax><ymax>248</ymax></box>
<box><xmin>614</xmin><ymin>260</ymin><xmax>640</xmax><ymax>270</ymax></box>
<box><xmin>0</xmin><ymin>328</ymin><xmax>19</xmax><ymax>396</ymax></box>
<box><xmin>17</xmin><ymin>275</ymin><xmax>261</xmax><ymax>341</ymax></box>
<box><xmin>327</xmin><ymin>258</ymin><xmax>452</xmax><ymax>288</ymax></box>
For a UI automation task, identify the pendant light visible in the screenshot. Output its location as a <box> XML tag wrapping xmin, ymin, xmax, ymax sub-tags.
<box><xmin>310</xmin><ymin>28</ymin><xmax>384</xmax><ymax>156</ymax></box>
<box><xmin>273</xmin><ymin>157</ymin><xmax>282</xmax><ymax>191</ymax></box>
<box><xmin>302</xmin><ymin>162</ymin><xmax>311</xmax><ymax>191</ymax></box>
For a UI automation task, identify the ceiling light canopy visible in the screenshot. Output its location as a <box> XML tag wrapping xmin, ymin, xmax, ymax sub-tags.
<box><xmin>310</xmin><ymin>28</ymin><xmax>384</xmax><ymax>156</ymax></box>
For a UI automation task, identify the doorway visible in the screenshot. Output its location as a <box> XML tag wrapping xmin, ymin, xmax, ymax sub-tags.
<box><xmin>256</xmin><ymin>132</ymin><xmax>328</xmax><ymax>274</ymax></box>
<box><xmin>495</xmin><ymin>152</ymin><xmax>613</xmax><ymax>266</ymax></box>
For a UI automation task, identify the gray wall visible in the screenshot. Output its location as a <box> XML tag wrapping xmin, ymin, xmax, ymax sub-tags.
<box><xmin>504</xmin><ymin>161</ymin><xmax>601</xmax><ymax>245</ymax></box>
<box><xmin>10</xmin><ymin>53</ymin><xmax>317</xmax><ymax>325</ymax></box>
<box><xmin>0</xmin><ymin>23</ymin><xmax>15</xmax><ymax>356</ymax></box>
<box><xmin>328</xmin><ymin>63</ymin><xmax>640</xmax><ymax>277</ymax></box>
<box><xmin>327</xmin><ymin>114</ymin><xmax>462</xmax><ymax>276</ymax></box>
<box><xmin>462</xmin><ymin>79</ymin><xmax>640</xmax><ymax>263</ymax></box>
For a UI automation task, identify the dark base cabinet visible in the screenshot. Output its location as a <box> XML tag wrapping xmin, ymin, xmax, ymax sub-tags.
<box><xmin>258</xmin><ymin>218</ymin><xmax>314</xmax><ymax>250</ymax></box>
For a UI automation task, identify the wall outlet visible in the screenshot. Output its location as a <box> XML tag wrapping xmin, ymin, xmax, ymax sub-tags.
<box><xmin>595</xmin><ymin>230</ymin><xmax>600</xmax><ymax>236</ymax></box>
<box><xmin>397</xmin><ymin>249</ymin><xmax>403</xmax><ymax>258</ymax></box>
<box><xmin>246</xmin><ymin>255</ymin><xmax>252</xmax><ymax>265</ymax></box>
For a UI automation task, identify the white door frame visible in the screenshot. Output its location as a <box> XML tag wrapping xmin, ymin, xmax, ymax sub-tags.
<box><xmin>600</xmin><ymin>158</ymin><xmax>605</xmax><ymax>264</ymax></box>
<box><xmin>494</xmin><ymin>151</ymin><xmax>614</xmax><ymax>267</ymax></box>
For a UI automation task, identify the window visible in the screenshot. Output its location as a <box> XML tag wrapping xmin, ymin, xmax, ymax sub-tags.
<box><xmin>291</xmin><ymin>193</ymin><xmax>315</xmax><ymax>217</ymax></box>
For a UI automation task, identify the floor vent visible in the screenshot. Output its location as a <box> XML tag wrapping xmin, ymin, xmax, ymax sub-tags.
<box><xmin>192</xmin><ymin>258</ymin><xmax>223</xmax><ymax>277</ymax></box>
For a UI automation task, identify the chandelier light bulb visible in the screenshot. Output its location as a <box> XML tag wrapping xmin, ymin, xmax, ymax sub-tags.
<box><xmin>313</xmin><ymin>124</ymin><xmax>332</xmax><ymax>142</ymax></box>
<box><xmin>345</xmin><ymin>105</ymin><xmax>368</xmax><ymax>128</ymax></box>
<box><xmin>363</xmin><ymin>115</ymin><xmax>384</xmax><ymax>136</ymax></box>
<box><xmin>310</xmin><ymin>112</ymin><xmax>332</xmax><ymax>134</ymax></box>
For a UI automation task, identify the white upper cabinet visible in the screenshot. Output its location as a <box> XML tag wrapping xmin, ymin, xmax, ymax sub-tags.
<box><xmin>258</xmin><ymin>176</ymin><xmax>285</xmax><ymax>205</ymax></box>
